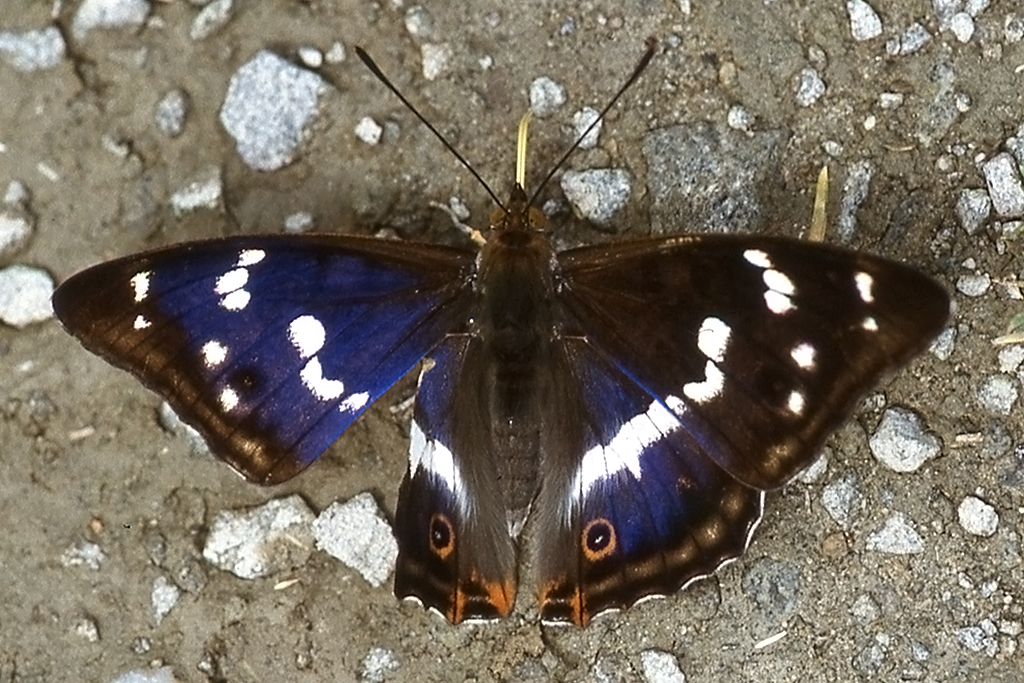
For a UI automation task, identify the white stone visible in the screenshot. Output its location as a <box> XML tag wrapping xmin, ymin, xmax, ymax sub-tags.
<box><xmin>0</xmin><ymin>264</ymin><xmax>53</xmax><ymax>328</ymax></box>
<box><xmin>312</xmin><ymin>493</ymin><xmax>398</xmax><ymax>588</ymax></box>
<box><xmin>202</xmin><ymin>495</ymin><xmax>315</xmax><ymax>579</ymax></box>
<box><xmin>958</xmin><ymin>496</ymin><xmax>999</xmax><ymax>536</ymax></box>
<box><xmin>866</xmin><ymin>512</ymin><xmax>924</xmax><ymax>554</ymax></box>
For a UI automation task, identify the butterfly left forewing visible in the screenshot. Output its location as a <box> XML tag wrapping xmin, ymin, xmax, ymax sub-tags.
<box><xmin>556</xmin><ymin>235</ymin><xmax>950</xmax><ymax>491</ymax></box>
<box><xmin>53</xmin><ymin>235</ymin><xmax>475</xmax><ymax>484</ymax></box>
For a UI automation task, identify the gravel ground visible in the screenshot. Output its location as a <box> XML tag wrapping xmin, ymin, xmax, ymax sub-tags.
<box><xmin>2</xmin><ymin>1</ymin><xmax>1023</xmax><ymax>681</ymax></box>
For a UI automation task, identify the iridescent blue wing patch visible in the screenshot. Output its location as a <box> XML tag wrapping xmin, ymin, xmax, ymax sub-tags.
<box><xmin>52</xmin><ymin>235</ymin><xmax>474</xmax><ymax>483</ymax></box>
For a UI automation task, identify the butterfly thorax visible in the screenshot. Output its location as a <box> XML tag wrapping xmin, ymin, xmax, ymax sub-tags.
<box><xmin>471</xmin><ymin>187</ymin><xmax>557</xmax><ymax>527</ymax></box>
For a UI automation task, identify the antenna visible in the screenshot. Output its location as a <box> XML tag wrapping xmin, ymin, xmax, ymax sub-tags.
<box><xmin>355</xmin><ymin>46</ymin><xmax>506</xmax><ymax>210</ymax></box>
<box><xmin>356</xmin><ymin>37</ymin><xmax>657</xmax><ymax>212</ymax></box>
<box><xmin>528</xmin><ymin>37</ymin><xmax>657</xmax><ymax>206</ymax></box>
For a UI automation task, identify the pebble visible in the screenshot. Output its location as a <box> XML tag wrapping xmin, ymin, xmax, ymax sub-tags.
<box><xmin>529</xmin><ymin>76</ymin><xmax>567</xmax><ymax>117</ymax></box>
<box><xmin>822</xmin><ymin>473</ymin><xmax>860</xmax><ymax>530</ymax></box>
<box><xmin>726</xmin><ymin>105</ymin><xmax>752</xmax><ymax>132</ymax></box>
<box><xmin>639</xmin><ymin>650</ymin><xmax>686</xmax><ymax>683</ymax></box>
<box><xmin>878</xmin><ymin>92</ymin><xmax>904</xmax><ymax>109</ymax></box>
<box><xmin>838</xmin><ymin>160</ymin><xmax>873</xmax><ymax>241</ymax></box>
<box><xmin>956</xmin><ymin>188</ymin><xmax>991</xmax><ymax>234</ymax></box>
<box><xmin>283</xmin><ymin>211</ymin><xmax>314</xmax><ymax>233</ymax></box>
<box><xmin>361</xmin><ymin>647</ymin><xmax>400</xmax><ymax>683</ymax></box>
<box><xmin>571</xmin><ymin>107</ymin><xmax>602</xmax><ymax>149</ymax></box>
<box><xmin>60</xmin><ymin>539</ymin><xmax>106</xmax><ymax>570</ymax></box>
<box><xmin>983</xmin><ymin>153</ymin><xmax>1024</xmax><ymax>217</ymax></box>
<box><xmin>154</xmin><ymin>89</ymin><xmax>188</xmax><ymax>138</ymax></box>
<box><xmin>325</xmin><ymin>41</ymin><xmax>346</xmax><ymax>64</ymax></box>
<box><xmin>886</xmin><ymin>23</ymin><xmax>932</xmax><ymax>56</ymax></box>
<box><xmin>846</xmin><ymin>0</ymin><xmax>883</xmax><ymax>41</ymax></box>
<box><xmin>151</xmin><ymin>575</ymin><xmax>180</xmax><ymax>624</ymax></box>
<box><xmin>404</xmin><ymin>5</ymin><xmax>434</xmax><ymax>40</ymax></box>
<box><xmin>955</xmin><ymin>624</ymin><xmax>997</xmax><ymax>656</ymax></box>
<box><xmin>202</xmin><ymin>495</ymin><xmax>315</xmax><ymax>579</ymax></box>
<box><xmin>156</xmin><ymin>402</ymin><xmax>210</xmax><ymax>456</ymax></box>
<box><xmin>0</xmin><ymin>264</ymin><xmax>53</xmax><ymax>327</ymax></box>
<box><xmin>1007</xmin><ymin>15</ymin><xmax>1024</xmax><ymax>43</ymax></box>
<box><xmin>354</xmin><ymin>116</ymin><xmax>383</xmax><ymax>146</ymax></box>
<box><xmin>298</xmin><ymin>46</ymin><xmax>323</xmax><ymax>69</ymax></box>
<box><xmin>949</xmin><ymin>12</ymin><xmax>975</xmax><ymax>42</ymax></box>
<box><xmin>169</xmin><ymin>167</ymin><xmax>222</xmax><ymax>215</ymax></box>
<box><xmin>869</xmin><ymin>407</ymin><xmax>941</xmax><ymax>473</ymax></box>
<box><xmin>560</xmin><ymin>168</ymin><xmax>631</xmax><ymax>227</ymax></box>
<box><xmin>930</xmin><ymin>327</ymin><xmax>956</xmax><ymax>360</ymax></box>
<box><xmin>865</xmin><ymin>512</ymin><xmax>924</xmax><ymax>554</ymax></box>
<box><xmin>955</xmin><ymin>272</ymin><xmax>990</xmax><ymax>297</ymax></box>
<box><xmin>189</xmin><ymin>0</ymin><xmax>233</xmax><ymax>41</ymax></box>
<box><xmin>74</xmin><ymin>616</ymin><xmax>100</xmax><ymax>642</ymax></box>
<box><xmin>420</xmin><ymin>43</ymin><xmax>451</xmax><ymax>81</ymax></box>
<box><xmin>976</xmin><ymin>375</ymin><xmax>1018</xmax><ymax>416</ymax></box>
<box><xmin>72</xmin><ymin>0</ymin><xmax>150</xmax><ymax>39</ymax></box>
<box><xmin>998</xmin><ymin>345</ymin><xmax>1024</xmax><ymax>373</ymax></box>
<box><xmin>108</xmin><ymin>667</ymin><xmax>179</xmax><ymax>683</ymax></box>
<box><xmin>795</xmin><ymin>67</ymin><xmax>825</xmax><ymax>107</ymax></box>
<box><xmin>219</xmin><ymin>50</ymin><xmax>329</xmax><ymax>172</ymax></box>
<box><xmin>0</xmin><ymin>26</ymin><xmax>66</xmax><ymax>72</ymax></box>
<box><xmin>958</xmin><ymin>495</ymin><xmax>999</xmax><ymax>536</ymax></box>
<box><xmin>850</xmin><ymin>594</ymin><xmax>880</xmax><ymax>624</ymax></box>
<box><xmin>0</xmin><ymin>209</ymin><xmax>34</xmax><ymax>261</ymax></box>
<box><xmin>312</xmin><ymin>493</ymin><xmax>398</xmax><ymax>588</ymax></box>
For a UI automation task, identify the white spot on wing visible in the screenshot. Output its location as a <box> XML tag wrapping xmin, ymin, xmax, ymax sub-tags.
<box><xmin>340</xmin><ymin>392</ymin><xmax>369</xmax><ymax>413</ymax></box>
<box><xmin>288</xmin><ymin>315</ymin><xmax>326</xmax><ymax>358</ymax></box>
<box><xmin>409</xmin><ymin>419</ymin><xmax>467</xmax><ymax>512</ymax></box>
<box><xmin>130</xmin><ymin>271</ymin><xmax>150</xmax><ymax>302</ymax></box>
<box><xmin>220</xmin><ymin>289</ymin><xmax>250</xmax><ymax>310</ymax></box>
<box><xmin>133</xmin><ymin>314</ymin><xmax>150</xmax><ymax>329</ymax></box>
<box><xmin>763</xmin><ymin>269</ymin><xmax>796</xmax><ymax>295</ymax></box>
<box><xmin>299</xmin><ymin>357</ymin><xmax>345</xmax><ymax>400</ymax></box>
<box><xmin>764</xmin><ymin>290</ymin><xmax>795</xmax><ymax>315</ymax></box>
<box><xmin>744</xmin><ymin>249</ymin><xmax>772</xmax><ymax>268</ymax></box>
<box><xmin>696</xmin><ymin>316</ymin><xmax>731</xmax><ymax>363</ymax></box>
<box><xmin>215</xmin><ymin>267</ymin><xmax>248</xmax><ymax>295</ymax></box>
<box><xmin>568</xmin><ymin>400</ymin><xmax>680</xmax><ymax>511</ymax></box>
<box><xmin>786</xmin><ymin>390</ymin><xmax>805</xmax><ymax>415</ymax></box>
<box><xmin>856</xmin><ymin>271</ymin><xmax>874</xmax><ymax>303</ymax></box>
<box><xmin>219</xmin><ymin>387</ymin><xmax>239</xmax><ymax>411</ymax></box>
<box><xmin>201</xmin><ymin>340</ymin><xmax>228</xmax><ymax>367</ymax></box>
<box><xmin>791</xmin><ymin>342</ymin><xmax>816</xmax><ymax>370</ymax></box>
<box><xmin>237</xmin><ymin>249</ymin><xmax>265</xmax><ymax>266</ymax></box>
<box><xmin>683</xmin><ymin>360</ymin><xmax>725</xmax><ymax>403</ymax></box>
<box><xmin>862</xmin><ymin>316</ymin><xmax>879</xmax><ymax>331</ymax></box>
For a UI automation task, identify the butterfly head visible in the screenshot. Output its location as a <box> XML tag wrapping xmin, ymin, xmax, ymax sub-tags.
<box><xmin>488</xmin><ymin>184</ymin><xmax>546</xmax><ymax>238</ymax></box>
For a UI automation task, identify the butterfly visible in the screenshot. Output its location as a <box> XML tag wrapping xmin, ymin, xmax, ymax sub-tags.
<box><xmin>51</xmin><ymin>43</ymin><xmax>951</xmax><ymax>626</ymax></box>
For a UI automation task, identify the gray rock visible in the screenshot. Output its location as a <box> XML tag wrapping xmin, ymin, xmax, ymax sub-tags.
<box><xmin>983</xmin><ymin>153</ymin><xmax>1024</xmax><ymax>217</ymax></box>
<box><xmin>976</xmin><ymin>375</ymin><xmax>1018</xmax><ymax>416</ymax></box>
<box><xmin>869</xmin><ymin>407</ymin><xmax>941</xmax><ymax>473</ymax></box>
<box><xmin>560</xmin><ymin>168</ymin><xmax>631</xmax><ymax>227</ymax></box>
<box><xmin>219</xmin><ymin>50</ymin><xmax>329</xmax><ymax>172</ymax></box>
<box><xmin>0</xmin><ymin>26</ymin><xmax>65</xmax><ymax>71</ymax></box>
<box><xmin>957</xmin><ymin>495</ymin><xmax>999</xmax><ymax>536</ymax></box>
<box><xmin>866</xmin><ymin>512</ymin><xmax>924</xmax><ymax>554</ymax></box>
<box><xmin>202</xmin><ymin>495</ymin><xmax>315</xmax><ymax>579</ymax></box>
<box><xmin>956</xmin><ymin>188</ymin><xmax>991</xmax><ymax>234</ymax></box>
<box><xmin>0</xmin><ymin>264</ymin><xmax>54</xmax><ymax>327</ymax></box>
<box><xmin>529</xmin><ymin>76</ymin><xmax>566</xmax><ymax>117</ymax></box>
<box><xmin>312</xmin><ymin>493</ymin><xmax>397</xmax><ymax>588</ymax></box>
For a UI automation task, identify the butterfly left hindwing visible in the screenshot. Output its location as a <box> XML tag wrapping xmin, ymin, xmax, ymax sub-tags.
<box><xmin>52</xmin><ymin>235</ymin><xmax>475</xmax><ymax>484</ymax></box>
